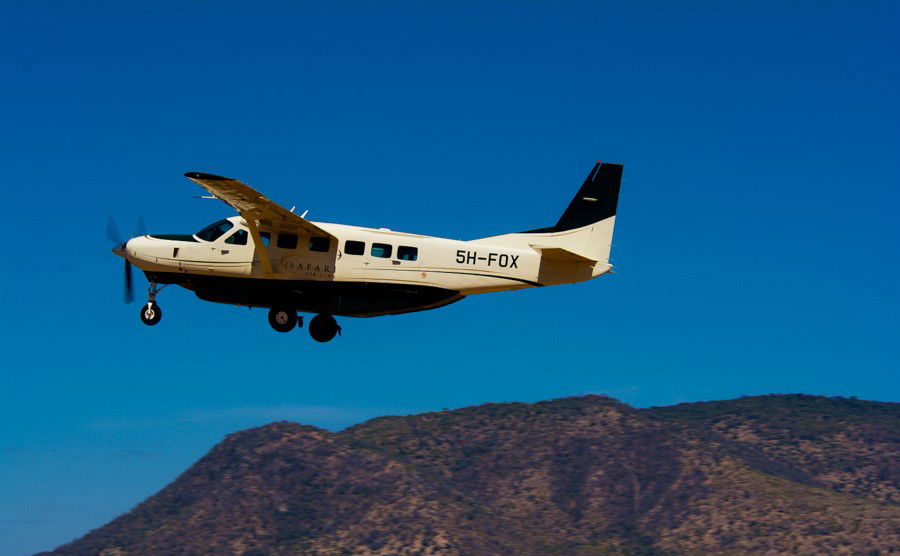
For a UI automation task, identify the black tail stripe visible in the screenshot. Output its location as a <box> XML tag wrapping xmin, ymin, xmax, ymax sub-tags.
<box><xmin>521</xmin><ymin>162</ymin><xmax>623</xmax><ymax>234</ymax></box>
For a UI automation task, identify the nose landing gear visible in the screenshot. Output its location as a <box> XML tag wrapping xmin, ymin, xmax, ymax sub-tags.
<box><xmin>139</xmin><ymin>302</ymin><xmax>162</xmax><ymax>326</ymax></box>
<box><xmin>139</xmin><ymin>283</ymin><xmax>168</xmax><ymax>326</ymax></box>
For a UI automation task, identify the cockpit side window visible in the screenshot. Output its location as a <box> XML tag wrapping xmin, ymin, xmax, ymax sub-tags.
<box><xmin>224</xmin><ymin>229</ymin><xmax>248</xmax><ymax>245</ymax></box>
<box><xmin>260</xmin><ymin>231</ymin><xmax>271</xmax><ymax>247</ymax></box>
<box><xmin>196</xmin><ymin>219</ymin><xmax>234</xmax><ymax>242</ymax></box>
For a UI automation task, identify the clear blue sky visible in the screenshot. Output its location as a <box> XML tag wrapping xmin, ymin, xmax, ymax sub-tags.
<box><xmin>1</xmin><ymin>2</ymin><xmax>897</xmax><ymax>554</ymax></box>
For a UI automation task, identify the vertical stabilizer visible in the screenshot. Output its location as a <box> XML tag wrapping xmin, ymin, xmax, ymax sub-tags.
<box><xmin>525</xmin><ymin>162</ymin><xmax>622</xmax><ymax>234</ymax></box>
<box><xmin>472</xmin><ymin>161</ymin><xmax>623</xmax><ymax>283</ymax></box>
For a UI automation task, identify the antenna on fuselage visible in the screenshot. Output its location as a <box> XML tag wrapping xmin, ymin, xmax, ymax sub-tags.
<box><xmin>300</xmin><ymin>209</ymin><xmax>309</xmax><ymax>218</ymax></box>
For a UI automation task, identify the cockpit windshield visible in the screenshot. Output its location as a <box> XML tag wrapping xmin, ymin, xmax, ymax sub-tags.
<box><xmin>196</xmin><ymin>219</ymin><xmax>233</xmax><ymax>242</ymax></box>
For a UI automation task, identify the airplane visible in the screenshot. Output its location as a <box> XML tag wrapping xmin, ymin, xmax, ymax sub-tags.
<box><xmin>110</xmin><ymin>161</ymin><xmax>623</xmax><ymax>342</ymax></box>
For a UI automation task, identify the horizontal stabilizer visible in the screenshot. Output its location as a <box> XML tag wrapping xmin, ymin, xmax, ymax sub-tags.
<box><xmin>530</xmin><ymin>245</ymin><xmax>598</xmax><ymax>265</ymax></box>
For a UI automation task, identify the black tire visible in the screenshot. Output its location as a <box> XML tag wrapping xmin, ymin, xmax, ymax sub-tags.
<box><xmin>139</xmin><ymin>302</ymin><xmax>162</xmax><ymax>326</ymax></box>
<box><xmin>309</xmin><ymin>314</ymin><xmax>340</xmax><ymax>343</ymax></box>
<box><xmin>268</xmin><ymin>306</ymin><xmax>297</xmax><ymax>332</ymax></box>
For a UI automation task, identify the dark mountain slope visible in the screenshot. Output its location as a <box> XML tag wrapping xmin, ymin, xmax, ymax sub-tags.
<box><xmin>340</xmin><ymin>396</ymin><xmax>698</xmax><ymax>552</ymax></box>
<box><xmin>649</xmin><ymin>394</ymin><xmax>899</xmax><ymax>501</ymax></box>
<box><xmin>47</xmin><ymin>423</ymin><xmax>502</xmax><ymax>555</ymax></box>
<box><xmin>341</xmin><ymin>395</ymin><xmax>898</xmax><ymax>554</ymax></box>
<box><xmin>45</xmin><ymin>395</ymin><xmax>899</xmax><ymax>555</ymax></box>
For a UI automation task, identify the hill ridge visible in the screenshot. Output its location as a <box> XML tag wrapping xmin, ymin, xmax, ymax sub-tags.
<box><xmin>44</xmin><ymin>394</ymin><xmax>898</xmax><ymax>555</ymax></box>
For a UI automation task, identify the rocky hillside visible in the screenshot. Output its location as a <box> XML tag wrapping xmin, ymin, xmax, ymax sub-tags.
<box><xmin>44</xmin><ymin>395</ymin><xmax>898</xmax><ymax>555</ymax></box>
<box><xmin>648</xmin><ymin>394</ymin><xmax>899</xmax><ymax>502</ymax></box>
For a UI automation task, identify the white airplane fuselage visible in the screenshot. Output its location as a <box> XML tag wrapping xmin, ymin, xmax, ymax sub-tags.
<box><xmin>124</xmin><ymin>217</ymin><xmax>613</xmax><ymax>317</ymax></box>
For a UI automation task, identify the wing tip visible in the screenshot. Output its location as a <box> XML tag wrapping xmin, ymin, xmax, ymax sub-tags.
<box><xmin>185</xmin><ymin>171</ymin><xmax>230</xmax><ymax>181</ymax></box>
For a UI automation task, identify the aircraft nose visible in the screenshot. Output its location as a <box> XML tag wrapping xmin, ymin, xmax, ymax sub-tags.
<box><xmin>111</xmin><ymin>239</ymin><xmax>128</xmax><ymax>257</ymax></box>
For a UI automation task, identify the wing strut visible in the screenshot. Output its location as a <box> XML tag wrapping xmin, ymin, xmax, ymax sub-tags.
<box><xmin>244</xmin><ymin>215</ymin><xmax>274</xmax><ymax>276</ymax></box>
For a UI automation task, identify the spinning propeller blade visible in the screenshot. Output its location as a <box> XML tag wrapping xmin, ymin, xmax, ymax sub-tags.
<box><xmin>124</xmin><ymin>260</ymin><xmax>134</xmax><ymax>303</ymax></box>
<box><xmin>106</xmin><ymin>216</ymin><xmax>123</xmax><ymax>245</ymax></box>
<box><xmin>107</xmin><ymin>215</ymin><xmax>144</xmax><ymax>304</ymax></box>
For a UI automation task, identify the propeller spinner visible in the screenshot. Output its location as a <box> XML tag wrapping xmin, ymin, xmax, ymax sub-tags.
<box><xmin>107</xmin><ymin>216</ymin><xmax>142</xmax><ymax>303</ymax></box>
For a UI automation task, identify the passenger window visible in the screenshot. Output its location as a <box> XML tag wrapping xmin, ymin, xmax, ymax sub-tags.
<box><xmin>309</xmin><ymin>236</ymin><xmax>330</xmax><ymax>252</ymax></box>
<box><xmin>260</xmin><ymin>231</ymin><xmax>271</xmax><ymax>247</ymax></box>
<box><xmin>277</xmin><ymin>233</ymin><xmax>298</xmax><ymax>249</ymax></box>
<box><xmin>345</xmin><ymin>240</ymin><xmax>365</xmax><ymax>255</ymax></box>
<box><xmin>371</xmin><ymin>243</ymin><xmax>392</xmax><ymax>258</ymax></box>
<box><xmin>398</xmin><ymin>246</ymin><xmax>418</xmax><ymax>261</ymax></box>
<box><xmin>225</xmin><ymin>229</ymin><xmax>248</xmax><ymax>245</ymax></box>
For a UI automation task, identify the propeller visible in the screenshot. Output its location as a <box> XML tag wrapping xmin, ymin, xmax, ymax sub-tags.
<box><xmin>107</xmin><ymin>215</ymin><xmax>144</xmax><ymax>303</ymax></box>
<box><xmin>106</xmin><ymin>216</ymin><xmax>123</xmax><ymax>245</ymax></box>
<box><xmin>124</xmin><ymin>260</ymin><xmax>134</xmax><ymax>303</ymax></box>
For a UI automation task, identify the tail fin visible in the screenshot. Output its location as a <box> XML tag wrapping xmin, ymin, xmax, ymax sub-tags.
<box><xmin>524</xmin><ymin>161</ymin><xmax>623</xmax><ymax>233</ymax></box>
<box><xmin>472</xmin><ymin>161</ymin><xmax>623</xmax><ymax>281</ymax></box>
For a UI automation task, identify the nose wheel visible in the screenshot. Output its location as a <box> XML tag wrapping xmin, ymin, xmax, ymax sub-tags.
<box><xmin>140</xmin><ymin>302</ymin><xmax>162</xmax><ymax>326</ymax></box>
<box><xmin>138</xmin><ymin>283</ymin><xmax>169</xmax><ymax>326</ymax></box>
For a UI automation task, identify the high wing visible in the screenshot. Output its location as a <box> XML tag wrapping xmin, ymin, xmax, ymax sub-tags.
<box><xmin>183</xmin><ymin>172</ymin><xmax>333</xmax><ymax>239</ymax></box>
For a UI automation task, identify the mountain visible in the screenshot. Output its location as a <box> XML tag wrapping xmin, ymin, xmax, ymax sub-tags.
<box><xmin>43</xmin><ymin>395</ymin><xmax>898</xmax><ymax>555</ymax></box>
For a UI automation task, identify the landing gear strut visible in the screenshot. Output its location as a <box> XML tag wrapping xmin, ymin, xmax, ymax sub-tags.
<box><xmin>309</xmin><ymin>314</ymin><xmax>341</xmax><ymax>343</ymax></box>
<box><xmin>139</xmin><ymin>283</ymin><xmax>168</xmax><ymax>326</ymax></box>
<box><xmin>268</xmin><ymin>306</ymin><xmax>297</xmax><ymax>333</ymax></box>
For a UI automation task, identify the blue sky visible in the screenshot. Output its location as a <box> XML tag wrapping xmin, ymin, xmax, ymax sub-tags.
<box><xmin>1</xmin><ymin>2</ymin><xmax>897</xmax><ymax>554</ymax></box>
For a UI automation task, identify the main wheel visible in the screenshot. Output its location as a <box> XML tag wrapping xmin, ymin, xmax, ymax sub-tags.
<box><xmin>268</xmin><ymin>306</ymin><xmax>297</xmax><ymax>332</ymax></box>
<box><xmin>309</xmin><ymin>314</ymin><xmax>340</xmax><ymax>343</ymax></box>
<box><xmin>139</xmin><ymin>302</ymin><xmax>162</xmax><ymax>326</ymax></box>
